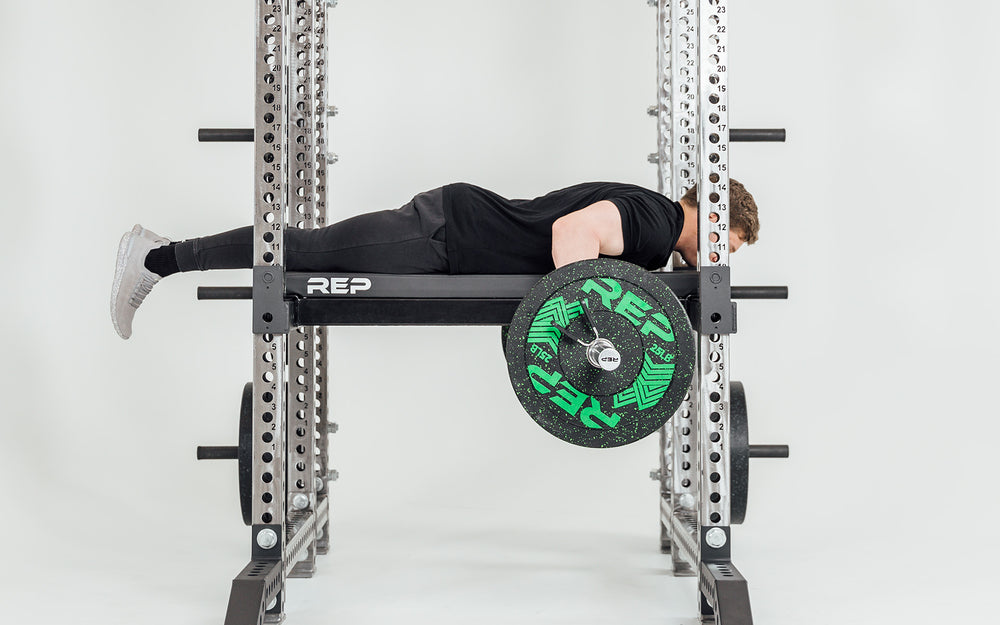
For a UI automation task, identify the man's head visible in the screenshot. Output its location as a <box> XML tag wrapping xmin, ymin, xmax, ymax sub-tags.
<box><xmin>679</xmin><ymin>178</ymin><xmax>759</xmax><ymax>246</ymax></box>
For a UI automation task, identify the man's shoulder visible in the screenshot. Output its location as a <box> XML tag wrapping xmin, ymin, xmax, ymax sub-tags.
<box><xmin>578</xmin><ymin>181</ymin><xmax>673</xmax><ymax>202</ymax></box>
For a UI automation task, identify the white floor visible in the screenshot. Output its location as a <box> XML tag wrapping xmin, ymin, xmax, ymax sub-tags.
<box><xmin>6</xmin><ymin>459</ymin><xmax>990</xmax><ymax>625</ymax></box>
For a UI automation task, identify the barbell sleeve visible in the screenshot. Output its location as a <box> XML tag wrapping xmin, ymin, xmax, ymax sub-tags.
<box><xmin>198</xmin><ymin>128</ymin><xmax>254</xmax><ymax>142</ymax></box>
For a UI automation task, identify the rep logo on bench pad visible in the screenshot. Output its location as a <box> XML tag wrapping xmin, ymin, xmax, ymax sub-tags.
<box><xmin>306</xmin><ymin>277</ymin><xmax>373</xmax><ymax>295</ymax></box>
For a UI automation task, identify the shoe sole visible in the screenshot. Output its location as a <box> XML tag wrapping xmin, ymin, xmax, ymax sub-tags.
<box><xmin>111</xmin><ymin>226</ymin><xmax>141</xmax><ymax>339</ymax></box>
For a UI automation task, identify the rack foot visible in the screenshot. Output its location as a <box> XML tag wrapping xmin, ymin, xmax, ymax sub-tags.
<box><xmin>223</xmin><ymin>560</ymin><xmax>284</xmax><ymax>625</ymax></box>
<box><xmin>698</xmin><ymin>561</ymin><xmax>752</xmax><ymax>625</ymax></box>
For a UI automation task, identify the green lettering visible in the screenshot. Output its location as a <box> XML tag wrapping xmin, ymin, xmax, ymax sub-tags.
<box><xmin>551</xmin><ymin>381</ymin><xmax>588</xmax><ymax>416</ymax></box>
<box><xmin>614</xmin><ymin>290</ymin><xmax>651</xmax><ymax>327</ymax></box>
<box><xmin>579</xmin><ymin>397</ymin><xmax>622</xmax><ymax>429</ymax></box>
<box><xmin>640</xmin><ymin>312</ymin><xmax>676</xmax><ymax>342</ymax></box>
<box><xmin>581</xmin><ymin>278</ymin><xmax>622</xmax><ymax>310</ymax></box>
<box><xmin>527</xmin><ymin>365</ymin><xmax>562</xmax><ymax>394</ymax></box>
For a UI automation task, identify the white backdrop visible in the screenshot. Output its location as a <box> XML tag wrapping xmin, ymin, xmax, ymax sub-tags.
<box><xmin>1</xmin><ymin>1</ymin><xmax>997</xmax><ymax>623</ymax></box>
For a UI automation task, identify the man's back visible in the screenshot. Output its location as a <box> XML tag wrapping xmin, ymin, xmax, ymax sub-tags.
<box><xmin>443</xmin><ymin>181</ymin><xmax>684</xmax><ymax>274</ymax></box>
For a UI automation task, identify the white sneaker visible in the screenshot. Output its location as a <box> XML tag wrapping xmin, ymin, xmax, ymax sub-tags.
<box><xmin>111</xmin><ymin>224</ymin><xmax>171</xmax><ymax>339</ymax></box>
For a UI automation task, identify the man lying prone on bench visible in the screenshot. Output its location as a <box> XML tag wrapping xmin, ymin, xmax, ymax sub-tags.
<box><xmin>111</xmin><ymin>181</ymin><xmax>760</xmax><ymax>339</ymax></box>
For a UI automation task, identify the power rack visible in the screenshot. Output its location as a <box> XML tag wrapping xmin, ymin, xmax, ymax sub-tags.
<box><xmin>194</xmin><ymin>1</ymin><xmax>789</xmax><ymax>623</ymax></box>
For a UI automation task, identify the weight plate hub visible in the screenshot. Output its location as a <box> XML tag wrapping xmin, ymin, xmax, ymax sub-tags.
<box><xmin>506</xmin><ymin>259</ymin><xmax>695</xmax><ymax>448</ymax></box>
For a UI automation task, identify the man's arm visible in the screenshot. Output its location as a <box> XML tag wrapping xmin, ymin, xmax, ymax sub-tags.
<box><xmin>551</xmin><ymin>200</ymin><xmax>625</xmax><ymax>268</ymax></box>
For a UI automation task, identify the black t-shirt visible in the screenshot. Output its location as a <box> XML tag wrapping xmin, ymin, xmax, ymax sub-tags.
<box><xmin>442</xmin><ymin>182</ymin><xmax>684</xmax><ymax>274</ymax></box>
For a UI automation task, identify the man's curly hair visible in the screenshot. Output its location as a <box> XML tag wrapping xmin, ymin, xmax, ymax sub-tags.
<box><xmin>680</xmin><ymin>178</ymin><xmax>759</xmax><ymax>244</ymax></box>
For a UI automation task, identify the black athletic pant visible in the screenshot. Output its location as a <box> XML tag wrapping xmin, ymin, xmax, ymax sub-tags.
<box><xmin>174</xmin><ymin>188</ymin><xmax>449</xmax><ymax>273</ymax></box>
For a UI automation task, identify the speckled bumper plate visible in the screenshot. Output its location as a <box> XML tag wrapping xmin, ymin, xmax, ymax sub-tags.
<box><xmin>505</xmin><ymin>259</ymin><xmax>695</xmax><ymax>448</ymax></box>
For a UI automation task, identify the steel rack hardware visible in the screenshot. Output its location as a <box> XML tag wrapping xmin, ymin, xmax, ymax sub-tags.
<box><xmin>192</xmin><ymin>2</ymin><xmax>788</xmax><ymax>623</ymax></box>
